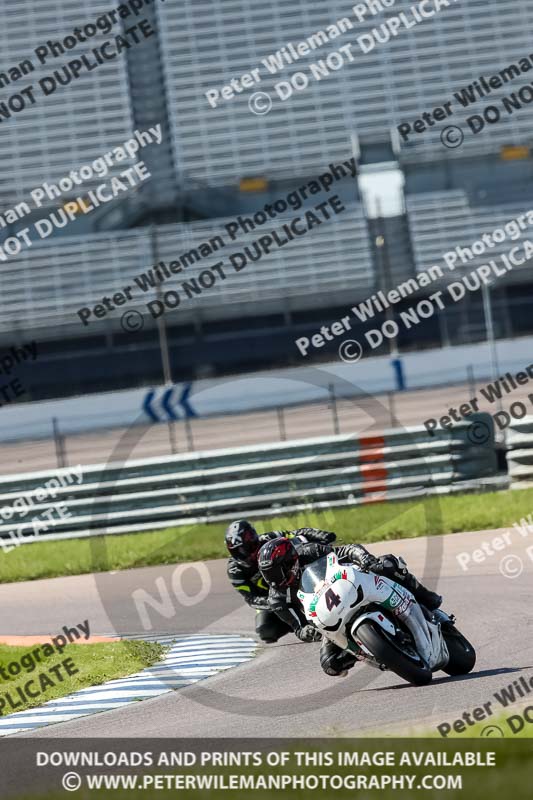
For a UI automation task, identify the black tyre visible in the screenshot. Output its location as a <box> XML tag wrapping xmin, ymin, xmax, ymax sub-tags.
<box><xmin>356</xmin><ymin>621</ymin><xmax>432</xmax><ymax>686</ymax></box>
<box><xmin>442</xmin><ymin>628</ymin><xmax>476</xmax><ymax>676</ymax></box>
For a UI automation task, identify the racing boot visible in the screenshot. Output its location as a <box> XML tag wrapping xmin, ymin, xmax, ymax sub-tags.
<box><xmin>409</xmin><ymin>581</ymin><xmax>443</xmax><ymax>612</ymax></box>
<box><xmin>377</xmin><ymin>555</ymin><xmax>442</xmax><ymax>611</ymax></box>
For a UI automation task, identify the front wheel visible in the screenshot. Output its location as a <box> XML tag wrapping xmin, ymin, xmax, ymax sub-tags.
<box><xmin>441</xmin><ymin>628</ymin><xmax>476</xmax><ymax>676</ymax></box>
<box><xmin>356</xmin><ymin>621</ymin><xmax>432</xmax><ymax>686</ymax></box>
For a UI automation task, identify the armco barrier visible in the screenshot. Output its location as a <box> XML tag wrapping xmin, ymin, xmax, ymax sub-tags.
<box><xmin>0</xmin><ymin>415</ymin><xmax>499</xmax><ymax>546</ymax></box>
<box><xmin>506</xmin><ymin>417</ymin><xmax>533</xmax><ymax>488</ymax></box>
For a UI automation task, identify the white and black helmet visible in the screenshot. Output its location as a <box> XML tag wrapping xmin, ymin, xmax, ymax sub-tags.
<box><xmin>225</xmin><ymin>519</ymin><xmax>259</xmax><ymax>565</ymax></box>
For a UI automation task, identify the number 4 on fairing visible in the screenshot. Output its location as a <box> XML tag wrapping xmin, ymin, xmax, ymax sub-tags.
<box><xmin>325</xmin><ymin>588</ymin><xmax>341</xmax><ymax>610</ymax></box>
<box><xmin>299</xmin><ymin>553</ymin><xmax>476</xmax><ymax>687</ymax></box>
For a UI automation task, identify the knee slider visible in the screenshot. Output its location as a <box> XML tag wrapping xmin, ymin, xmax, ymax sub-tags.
<box><xmin>320</xmin><ymin>649</ymin><xmax>337</xmax><ymax>673</ymax></box>
<box><xmin>323</xmin><ymin>665</ymin><xmax>344</xmax><ymax>676</ymax></box>
<box><xmin>320</xmin><ymin>647</ymin><xmax>354</xmax><ymax>675</ymax></box>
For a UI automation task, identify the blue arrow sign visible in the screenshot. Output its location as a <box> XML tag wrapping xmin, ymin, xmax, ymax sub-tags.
<box><xmin>142</xmin><ymin>382</ymin><xmax>197</xmax><ymax>422</ymax></box>
<box><xmin>142</xmin><ymin>389</ymin><xmax>159</xmax><ymax>423</ymax></box>
<box><xmin>162</xmin><ymin>387</ymin><xmax>178</xmax><ymax>421</ymax></box>
<box><xmin>179</xmin><ymin>383</ymin><xmax>197</xmax><ymax>418</ymax></box>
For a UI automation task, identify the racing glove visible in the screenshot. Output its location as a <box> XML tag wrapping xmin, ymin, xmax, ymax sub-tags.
<box><xmin>373</xmin><ymin>554</ymin><xmax>408</xmax><ymax>578</ymax></box>
<box><xmin>295</xmin><ymin>625</ymin><xmax>322</xmax><ymax>643</ymax></box>
<box><xmin>249</xmin><ymin>596</ymin><xmax>271</xmax><ymax>610</ymax></box>
<box><xmin>346</xmin><ymin>544</ymin><xmax>379</xmax><ymax>572</ymax></box>
<box><xmin>287</xmin><ymin>528</ymin><xmax>336</xmax><ymax>545</ymax></box>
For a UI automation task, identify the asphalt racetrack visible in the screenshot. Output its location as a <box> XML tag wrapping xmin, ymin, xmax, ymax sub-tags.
<box><xmin>2</xmin><ymin>528</ymin><xmax>532</xmax><ymax>738</ymax></box>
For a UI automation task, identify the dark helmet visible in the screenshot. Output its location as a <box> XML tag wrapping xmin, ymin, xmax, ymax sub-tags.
<box><xmin>225</xmin><ymin>519</ymin><xmax>259</xmax><ymax>565</ymax></box>
<box><xmin>258</xmin><ymin>537</ymin><xmax>299</xmax><ymax>589</ymax></box>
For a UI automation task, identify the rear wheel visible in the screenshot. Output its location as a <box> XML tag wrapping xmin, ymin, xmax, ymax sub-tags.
<box><xmin>442</xmin><ymin>628</ymin><xmax>476</xmax><ymax>676</ymax></box>
<box><xmin>356</xmin><ymin>621</ymin><xmax>432</xmax><ymax>686</ymax></box>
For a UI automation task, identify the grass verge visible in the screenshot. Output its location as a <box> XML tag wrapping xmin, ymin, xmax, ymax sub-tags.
<box><xmin>0</xmin><ymin>640</ymin><xmax>166</xmax><ymax>716</ymax></box>
<box><xmin>1</xmin><ymin>486</ymin><xmax>532</xmax><ymax>584</ymax></box>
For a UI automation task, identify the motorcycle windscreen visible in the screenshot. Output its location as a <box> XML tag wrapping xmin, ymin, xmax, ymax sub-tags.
<box><xmin>301</xmin><ymin>555</ymin><xmax>329</xmax><ymax>592</ymax></box>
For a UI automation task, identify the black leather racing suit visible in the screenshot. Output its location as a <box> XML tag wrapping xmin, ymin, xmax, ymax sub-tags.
<box><xmin>227</xmin><ymin>528</ymin><xmax>336</xmax><ymax>642</ymax></box>
<box><xmin>267</xmin><ymin>541</ymin><xmax>440</xmax><ymax>675</ymax></box>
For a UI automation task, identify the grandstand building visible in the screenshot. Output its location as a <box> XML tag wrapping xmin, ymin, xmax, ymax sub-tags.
<box><xmin>1</xmin><ymin>0</ymin><xmax>533</xmax><ymax>398</ymax></box>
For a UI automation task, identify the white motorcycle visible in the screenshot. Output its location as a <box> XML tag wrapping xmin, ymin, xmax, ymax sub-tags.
<box><xmin>298</xmin><ymin>552</ymin><xmax>476</xmax><ymax>685</ymax></box>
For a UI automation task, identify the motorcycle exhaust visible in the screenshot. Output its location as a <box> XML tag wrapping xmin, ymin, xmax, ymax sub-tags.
<box><xmin>398</xmin><ymin>602</ymin><xmax>448</xmax><ymax>670</ymax></box>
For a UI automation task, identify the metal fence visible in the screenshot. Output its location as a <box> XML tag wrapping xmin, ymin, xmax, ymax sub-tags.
<box><xmin>6</xmin><ymin>366</ymin><xmax>486</xmax><ymax>477</ymax></box>
<box><xmin>0</xmin><ymin>415</ymin><xmax>500</xmax><ymax>547</ymax></box>
<box><xmin>506</xmin><ymin>417</ymin><xmax>533</xmax><ymax>488</ymax></box>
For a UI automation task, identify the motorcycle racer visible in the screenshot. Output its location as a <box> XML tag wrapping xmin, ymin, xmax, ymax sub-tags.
<box><xmin>225</xmin><ymin>519</ymin><xmax>336</xmax><ymax>643</ymax></box>
<box><xmin>258</xmin><ymin>536</ymin><xmax>442</xmax><ymax>676</ymax></box>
